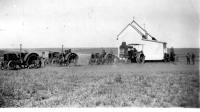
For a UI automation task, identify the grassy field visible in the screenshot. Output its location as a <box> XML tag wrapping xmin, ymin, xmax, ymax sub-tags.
<box><xmin>0</xmin><ymin>48</ymin><xmax>199</xmax><ymax>107</ymax></box>
<box><xmin>0</xmin><ymin>63</ymin><xmax>199</xmax><ymax>107</ymax></box>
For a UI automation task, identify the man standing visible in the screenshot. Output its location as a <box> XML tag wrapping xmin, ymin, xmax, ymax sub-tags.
<box><xmin>186</xmin><ymin>53</ymin><xmax>191</xmax><ymax>64</ymax></box>
<box><xmin>170</xmin><ymin>47</ymin><xmax>175</xmax><ymax>62</ymax></box>
<box><xmin>191</xmin><ymin>53</ymin><xmax>195</xmax><ymax>65</ymax></box>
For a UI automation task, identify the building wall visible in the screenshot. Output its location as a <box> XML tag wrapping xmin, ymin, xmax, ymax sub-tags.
<box><xmin>142</xmin><ymin>40</ymin><xmax>164</xmax><ymax>60</ymax></box>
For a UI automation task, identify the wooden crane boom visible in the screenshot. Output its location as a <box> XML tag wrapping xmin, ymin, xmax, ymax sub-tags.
<box><xmin>132</xmin><ymin>19</ymin><xmax>157</xmax><ymax>40</ymax></box>
<box><xmin>117</xmin><ymin>18</ymin><xmax>157</xmax><ymax>41</ymax></box>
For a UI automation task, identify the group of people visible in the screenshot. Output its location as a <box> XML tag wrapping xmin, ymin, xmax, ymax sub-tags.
<box><xmin>186</xmin><ymin>53</ymin><xmax>196</xmax><ymax>65</ymax></box>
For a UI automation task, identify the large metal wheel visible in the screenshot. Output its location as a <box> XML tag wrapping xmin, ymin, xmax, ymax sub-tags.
<box><xmin>51</xmin><ymin>58</ymin><xmax>59</xmax><ymax>64</ymax></box>
<box><xmin>65</xmin><ymin>53</ymin><xmax>78</xmax><ymax>66</ymax></box>
<box><xmin>7</xmin><ymin>60</ymin><xmax>16</xmax><ymax>70</ymax></box>
<box><xmin>89</xmin><ymin>58</ymin><xmax>95</xmax><ymax>65</ymax></box>
<box><xmin>24</xmin><ymin>53</ymin><xmax>40</xmax><ymax>68</ymax></box>
<box><xmin>136</xmin><ymin>54</ymin><xmax>145</xmax><ymax>64</ymax></box>
<box><xmin>105</xmin><ymin>54</ymin><xmax>115</xmax><ymax>64</ymax></box>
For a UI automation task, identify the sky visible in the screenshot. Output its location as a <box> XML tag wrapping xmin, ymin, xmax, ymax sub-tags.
<box><xmin>0</xmin><ymin>0</ymin><xmax>199</xmax><ymax>48</ymax></box>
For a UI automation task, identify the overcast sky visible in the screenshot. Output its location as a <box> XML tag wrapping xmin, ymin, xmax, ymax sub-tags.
<box><xmin>0</xmin><ymin>0</ymin><xmax>199</xmax><ymax>48</ymax></box>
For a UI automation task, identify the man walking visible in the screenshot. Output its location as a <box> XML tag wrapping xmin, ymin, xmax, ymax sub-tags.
<box><xmin>191</xmin><ymin>53</ymin><xmax>195</xmax><ymax>65</ymax></box>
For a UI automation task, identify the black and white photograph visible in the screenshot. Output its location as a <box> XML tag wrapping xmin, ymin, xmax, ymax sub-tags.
<box><xmin>0</xmin><ymin>0</ymin><xmax>199</xmax><ymax>110</ymax></box>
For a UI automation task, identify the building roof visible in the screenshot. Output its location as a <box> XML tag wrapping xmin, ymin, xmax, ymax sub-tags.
<box><xmin>128</xmin><ymin>43</ymin><xmax>143</xmax><ymax>46</ymax></box>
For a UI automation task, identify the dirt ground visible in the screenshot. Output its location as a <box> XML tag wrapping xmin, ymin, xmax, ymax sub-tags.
<box><xmin>0</xmin><ymin>57</ymin><xmax>199</xmax><ymax>107</ymax></box>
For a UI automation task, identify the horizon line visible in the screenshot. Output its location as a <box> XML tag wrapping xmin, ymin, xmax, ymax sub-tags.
<box><xmin>0</xmin><ymin>47</ymin><xmax>200</xmax><ymax>49</ymax></box>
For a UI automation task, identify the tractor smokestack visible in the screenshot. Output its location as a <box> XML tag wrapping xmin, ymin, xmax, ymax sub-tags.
<box><xmin>62</xmin><ymin>44</ymin><xmax>64</xmax><ymax>53</ymax></box>
<box><xmin>20</xmin><ymin>44</ymin><xmax>22</xmax><ymax>52</ymax></box>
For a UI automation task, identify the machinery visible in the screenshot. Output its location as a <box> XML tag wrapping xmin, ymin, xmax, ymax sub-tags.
<box><xmin>0</xmin><ymin>52</ymin><xmax>41</xmax><ymax>70</ymax></box>
<box><xmin>89</xmin><ymin>50</ymin><xmax>116</xmax><ymax>65</ymax></box>
<box><xmin>117</xmin><ymin>18</ymin><xmax>169</xmax><ymax>63</ymax></box>
<box><xmin>48</xmin><ymin>49</ymin><xmax>79</xmax><ymax>66</ymax></box>
<box><xmin>119</xmin><ymin>42</ymin><xmax>145</xmax><ymax>63</ymax></box>
<box><xmin>48</xmin><ymin>51</ymin><xmax>60</xmax><ymax>64</ymax></box>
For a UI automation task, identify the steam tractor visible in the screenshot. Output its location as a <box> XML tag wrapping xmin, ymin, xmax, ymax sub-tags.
<box><xmin>0</xmin><ymin>52</ymin><xmax>41</xmax><ymax>70</ymax></box>
<box><xmin>89</xmin><ymin>50</ymin><xmax>116</xmax><ymax>65</ymax></box>
<box><xmin>48</xmin><ymin>51</ymin><xmax>60</xmax><ymax>64</ymax></box>
<box><xmin>48</xmin><ymin>49</ymin><xmax>79</xmax><ymax>66</ymax></box>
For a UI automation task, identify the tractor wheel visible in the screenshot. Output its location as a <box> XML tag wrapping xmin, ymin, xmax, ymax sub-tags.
<box><xmin>136</xmin><ymin>54</ymin><xmax>145</xmax><ymax>64</ymax></box>
<box><xmin>89</xmin><ymin>59</ymin><xmax>95</xmax><ymax>65</ymax></box>
<box><xmin>140</xmin><ymin>55</ymin><xmax>145</xmax><ymax>64</ymax></box>
<box><xmin>108</xmin><ymin>54</ymin><xmax>115</xmax><ymax>64</ymax></box>
<box><xmin>51</xmin><ymin>59</ymin><xmax>56</xmax><ymax>64</ymax></box>
<box><xmin>8</xmin><ymin>61</ymin><xmax>16</xmax><ymax>70</ymax></box>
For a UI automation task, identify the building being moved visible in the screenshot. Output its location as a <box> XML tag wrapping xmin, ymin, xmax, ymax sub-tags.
<box><xmin>117</xmin><ymin>18</ymin><xmax>168</xmax><ymax>61</ymax></box>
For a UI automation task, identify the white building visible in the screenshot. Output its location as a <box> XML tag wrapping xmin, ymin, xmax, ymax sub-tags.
<box><xmin>117</xmin><ymin>19</ymin><xmax>168</xmax><ymax>61</ymax></box>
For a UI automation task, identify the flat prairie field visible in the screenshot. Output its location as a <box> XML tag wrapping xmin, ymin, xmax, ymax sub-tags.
<box><xmin>0</xmin><ymin>60</ymin><xmax>199</xmax><ymax>107</ymax></box>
